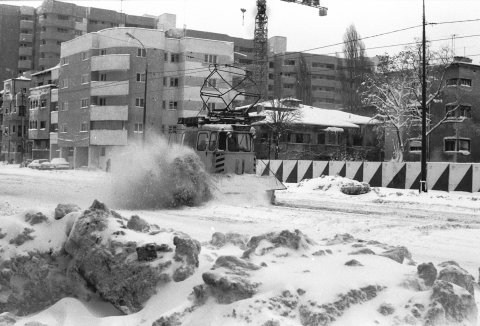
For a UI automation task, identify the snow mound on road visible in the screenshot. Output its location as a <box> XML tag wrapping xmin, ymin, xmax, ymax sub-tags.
<box><xmin>289</xmin><ymin>175</ymin><xmax>368</xmax><ymax>194</ymax></box>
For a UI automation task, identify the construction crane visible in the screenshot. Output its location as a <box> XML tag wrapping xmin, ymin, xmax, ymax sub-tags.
<box><xmin>253</xmin><ymin>0</ymin><xmax>328</xmax><ymax>100</ymax></box>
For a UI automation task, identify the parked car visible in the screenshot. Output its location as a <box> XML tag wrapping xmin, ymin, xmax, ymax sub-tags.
<box><xmin>20</xmin><ymin>159</ymin><xmax>33</xmax><ymax>168</ymax></box>
<box><xmin>27</xmin><ymin>159</ymin><xmax>49</xmax><ymax>169</ymax></box>
<box><xmin>40</xmin><ymin>158</ymin><xmax>70</xmax><ymax>170</ymax></box>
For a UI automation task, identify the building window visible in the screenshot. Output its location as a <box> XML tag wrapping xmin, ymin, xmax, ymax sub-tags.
<box><xmin>290</xmin><ymin>133</ymin><xmax>311</xmax><ymax>144</ymax></box>
<box><xmin>164</xmin><ymin>52</ymin><xmax>168</xmax><ymax>62</ymax></box>
<box><xmin>58</xmin><ymin>14</ymin><xmax>69</xmax><ymax>20</ymax></box>
<box><xmin>207</xmin><ymin>102</ymin><xmax>216</xmax><ymax>111</ymax></box>
<box><xmin>169</xmin><ymin>101</ymin><xmax>178</xmax><ymax>110</ymax></box>
<box><xmin>168</xmin><ymin>125</ymin><xmax>177</xmax><ymax>134</ymax></box>
<box><xmin>100</xmin><ymin>147</ymin><xmax>106</xmax><ymax>156</ymax></box>
<box><xmin>204</xmin><ymin>78</ymin><xmax>216</xmax><ymax>88</ymax></box>
<box><xmin>460</xmin><ymin>78</ymin><xmax>472</xmax><ymax>87</ymax></box>
<box><xmin>40</xmin><ymin>98</ymin><xmax>47</xmax><ymax>108</ymax></box>
<box><xmin>444</xmin><ymin>138</ymin><xmax>471</xmax><ymax>153</ymax></box>
<box><xmin>40</xmin><ymin>121</ymin><xmax>46</xmax><ymax>129</ymax></box>
<box><xmin>61</xmin><ymin>101</ymin><xmax>68</xmax><ymax>111</ymax></box>
<box><xmin>60</xmin><ymin>124</ymin><xmax>67</xmax><ymax>133</ymax></box>
<box><xmin>100</xmin><ymin>73</ymin><xmax>107</xmax><ymax>81</ymax></box>
<box><xmin>408</xmin><ymin>138</ymin><xmax>422</xmax><ymax>152</ymax></box>
<box><xmin>204</xmin><ymin>54</ymin><xmax>217</xmax><ymax>64</ymax></box>
<box><xmin>100</xmin><ymin>49</ymin><xmax>107</xmax><ymax>55</ymax></box>
<box><xmin>170</xmin><ymin>77</ymin><xmax>179</xmax><ymax>87</ymax></box>
<box><xmin>136</xmin><ymin>73</ymin><xmax>146</xmax><ymax>82</ymax></box>
<box><xmin>283</xmin><ymin>84</ymin><xmax>294</xmax><ymax>89</ymax></box>
<box><xmin>81</xmin><ymin>74</ymin><xmax>89</xmax><ymax>84</ymax></box>
<box><xmin>134</xmin><ymin>123</ymin><xmax>144</xmax><ymax>133</ymax></box>
<box><xmin>135</xmin><ymin>98</ymin><xmax>145</xmax><ymax>107</ymax></box>
<box><xmin>284</xmin><ymin>60</ymin><xmax>295</xmax><ymax>66</ymax></box>
<box><xmin>57</xmin><ymin>28</ymin><xmax>68</xmax><ymax>33</ymax></box>
<box><xmin>171</xmin><ymin>53</ymin><xmax>180</xmax><ymax>62</ymax></box>
<box><xmin>81</xmin><ymin>98</ymin><xmax>89</xmax><ymax>108</ymax></box>
<box><xmin>99</xmin><ymin>98</ymin><xmax>106</xmax><ymax>106</ymax></box>
<box><xmin>61</xmin><ymin>57</ymin><xmax>69</xmax><ymax>65</ymax></box>
<box><xmin>163</xmin><ymin>77</ymin><xmax>167</xmax><ymax>86</ymax></box>
<box><xmin>446</xmin><ymin>104</ymin><xmax>472</xmax><ymax>119</ymax></box>
<box><xmin>162</xmin><ymin>100</ymin><xmax>166</xmax><ymax>110</ymax></box>
<box><xmin>269</xmin><ymin>61</ymin><xmax>274</xmax><ymax>68</ymax></box>
<box><xmin>75</xmin><ymin>30</ymin><xmax>83</xmax><ymax>36</ymax></box>
<box><xmin>81</xmin><ymin>51</ymin><xmax>89</xmax><ymax>60</ymax></box>
<box><xmin>80</xmin><ymin>122</ymin><xmax>88</xmax><ymax>132</ymax></box>
<box><xmin>61</xmin><ymin>78</ymin><xmax>68</xmax><ymax>88</ymax></box>
<box><xmin>137</xmin><ymin>48</ymin><xmax>146</xmax><ymax>57</ymax></box>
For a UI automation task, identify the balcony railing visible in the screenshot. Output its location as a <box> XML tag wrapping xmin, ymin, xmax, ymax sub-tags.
<box><xmin>91</xmin><ymin>54</ymin><xmax>130</xmax><ymax>71</ymax></box>
<box><xmin>19</xmin><ymin>33</ymin><xmax>33</xmax><ymax>43</ymax></box>
<box><xmin>18</xmin><ymin>60</ymin><xmax>32</xmax><ymax>70</ymax></box>
<box><xmin>20</xmin><ymin>20</ymin><xmax>34</xmax><ymax>30</ymax></box>
<box><xmin>90</xmin><ymin>130</ymin><xmax>128</xmax><ymax>146</ymax></box>
<box><xmin>90</xmin><ymin>105</ymin><xmax>128</xmax><ymax>121</ymax></box>
<box><xmin>91</xmin><ymin>81</ymin><xmax>129</xmax><ymax>96</ymax></box>
<box><xmin>18</xmin><ymin>47</ymin><xmax>33</xmax><ymax>56</ymax></box>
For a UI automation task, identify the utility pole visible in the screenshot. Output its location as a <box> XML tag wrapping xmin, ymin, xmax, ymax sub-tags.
<box><xmin>126</xmin><ymin>32</ymin><xmax>148</xmax><ymax>144</ymax></box>
<box><xmin>253</xmin><ymin>0</ymin><xmax>268</xmax><ymax>100</ymax></box>
<box><xmin>420</xmin><ymin>0</ymin><xmax>427</xmax><ymax>192</ymax></box>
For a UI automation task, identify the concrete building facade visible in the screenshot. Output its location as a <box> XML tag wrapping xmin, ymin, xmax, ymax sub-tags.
<box><xmin>28</xmin><ymin>65</ymin><xmax>59</xmax><ymax>160</ymax></box>
<box><xmin>58</xmin><ymin>27</ymin><xmax>234</xmax><ymax>169</ymax></box>
<box><xmin>1</xmin><ymin>77</ymin><xmax>31</xmax><ymax>163</ymax></box>
<box><xmin>0</xmin><ymin>4</ymin><xmax>35</xmax><ymax>82</ymax></box>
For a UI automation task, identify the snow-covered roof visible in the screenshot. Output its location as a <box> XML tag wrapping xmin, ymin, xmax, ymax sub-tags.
<box><xmin>250</xmin><ymin>101</ymin><xmax>378</xmax><ymax>129</ymax></box>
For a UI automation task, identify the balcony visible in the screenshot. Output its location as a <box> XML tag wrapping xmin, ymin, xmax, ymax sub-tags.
<box><xmin>90</xmin><ymin>130</ymin><xmax>127</xmax><ymax>146</ymax></box>
<box><xmin>20</xmin><ymin>20</ymin><xmax>34</xmax><ymax>30</ymax></box>
<box><xmin>40</xmin><ymin>43</ymin><xmax>60</xmax><ymax>54</ymax></box>
<box><xmin>18</xmin><ymin>60</ymin><xmax>32</xmax><ymax>70</ymax></box>
<box><xmin>19</xmin><ymin>33</ymin><xmax>33</xmax><ymax>43</ymax></box>
<box><xmin>50</xmin><ymin>132</ymin><xmax>58</xmax><ymax>144</ymax></box>
<box><xmin>91</xmin><ymin>54</ymin><xmax>130</xmax><ymax>71</ymax></box>
<box><xmin>91</xmin><ymin>81</ymin><xmax>129</xmax><ymax>96</ymax></box>
<box><xmin>18</xmin><ymin>47</ymin><xmax>33</xmax><ymax>56</ymax></box>
<box><xmin>51</xmin><ymin>111</ymin><xmax>58</xmax><ymax>124</ymax></box>
<box><xmin>40</xmin><ymin>30</ymin><xmax>73</xmax><ymax>42</ymax></box>
<box><xmin>28</xmin><ymin>129</ymin><xmax>49</xmax><ymax>140</ymax></box>
<box><xmin>90</xmin><ymin>105</ymin><xmax>128</xmax><ymax>121</ymax></box>
<box><xmin>39</xmin><ymin>16</ymin><xmax>73</xmax><ymax>29</ymax></box>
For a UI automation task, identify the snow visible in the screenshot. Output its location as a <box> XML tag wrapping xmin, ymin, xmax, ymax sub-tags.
<box><xmin>0</xmin><ymin>165</ymin><xmax>479</xmax><ymax>325</ymax></box>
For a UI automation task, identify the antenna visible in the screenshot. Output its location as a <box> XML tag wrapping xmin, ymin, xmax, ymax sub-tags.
<box><xmin>240</xmin><ymin>8</ymin><xmax>246</xmax><ymax>26</ymax></box>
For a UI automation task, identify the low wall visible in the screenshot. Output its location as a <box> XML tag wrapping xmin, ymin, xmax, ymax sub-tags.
<box><xmin>256</xmin><ymin>160</ymin><xmax>480</xmax><ymax>192</ymax></box>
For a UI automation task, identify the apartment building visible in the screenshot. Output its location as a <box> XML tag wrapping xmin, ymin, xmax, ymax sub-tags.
<box><xmin>28</xmin><ymin>65</ymin><xmax>59</xmax><ymax>160</ymax></box>
<box><xmin>0</xmin><ymin>0</ymin><xmax>173</xmax><ymax>81</ymax></box>
<box><xmin>1</xmin><ymin>77</ymin><xmax>31</xmax><ymax>163</ymax></box>
<box><xmin>0</xmin><ymin>4</ymin><xmax>35</xmax><ymax>82</ymax></box>
<box><xmin>188</xmin><ymin>30</ymin><xmax>344</xmax><ymax>109</ymax></box>
<box><xmin>58</xmin><ymin>27</ymin><xmax>235</xmax><ymax>169</ymax></box>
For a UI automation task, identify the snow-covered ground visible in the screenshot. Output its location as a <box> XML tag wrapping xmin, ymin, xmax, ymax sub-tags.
<box><xmin>0</xmin><ymin>165</ymin><xmax>479</xmax><ymax>326</ymax></box>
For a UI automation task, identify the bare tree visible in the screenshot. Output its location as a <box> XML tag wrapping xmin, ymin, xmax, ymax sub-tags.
<box><xmin>340</xmin><ymin>24</ymin><xmax>371</xmax><ymax>113</ymax></box>
<box><xmin>262</xmin><ymin>98</ymin><xmax>302</xmax><ymax>159</ymax></box>
<box><xmin>362</xmin><ymin>43</ymin><xmax>462</xmax><ymax>162</ymax></box>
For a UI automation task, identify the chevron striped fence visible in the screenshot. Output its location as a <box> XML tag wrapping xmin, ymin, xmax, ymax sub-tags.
<box><xmin>256</xmin><ymin>160</ymin><xmax>480</xmax><ymax>192</ymax></box>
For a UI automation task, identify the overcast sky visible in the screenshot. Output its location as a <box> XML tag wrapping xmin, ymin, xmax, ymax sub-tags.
<box><xmin>3</xmin><ymin>0</ymin><xmax>480</xmax><ymax>63</ymax></box>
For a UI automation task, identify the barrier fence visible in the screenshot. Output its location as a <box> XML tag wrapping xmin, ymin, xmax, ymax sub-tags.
<box><xmin>257</xmin><ymin>160</ymin><xmax>480</xmax><ymax>193</ymax></box>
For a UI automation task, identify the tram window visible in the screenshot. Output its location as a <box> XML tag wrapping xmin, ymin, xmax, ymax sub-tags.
<box><xmin>197</xmin><ymin>132</ymin><xmax>208</xmax><ymax>151</ymax></box>
<box><xmin>218</xmin><ymin>132</ymin><xmax>227</xmax><ymax>150</ymax></box>
<box><xmin>209</xmin><ymin>132</ymin><xmax>218</xmax><ymax>151</ymax></box>
<box><xmin>228</xmin><ymin>133</ymin><xmax>252</xmax><ymax>152</ymax></box>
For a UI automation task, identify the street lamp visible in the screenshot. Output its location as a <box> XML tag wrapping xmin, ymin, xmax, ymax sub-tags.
<box><xmin>126</xmin><ymin>32</ymin><xmax>148</xmax><ymax>144</ymax></box>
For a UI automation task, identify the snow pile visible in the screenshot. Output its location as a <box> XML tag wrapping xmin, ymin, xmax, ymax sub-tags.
<box><xmin>0</xmin><ymin>200</ymin><xmax>202</xmax><ymax>317</ymax></box>
<box><xmin>109</xmin><ymin>136</ymin><xmax>212</xmax><ymax>209</ymax></box>
<box><xmin>291</xmin><ymin>175</ymin><xmax>371</xmax><ymax>195</ymax></box>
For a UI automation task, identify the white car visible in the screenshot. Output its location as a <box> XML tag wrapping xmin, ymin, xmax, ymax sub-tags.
<box><xmin>40</xmin><ymin>158</ymin><xmax>70</xmax><ymax>170</ymax></box>
<box><xmin>27</xmin><ymin>159</ymin><xmax>49</xmax><ymax>169</ymax></box>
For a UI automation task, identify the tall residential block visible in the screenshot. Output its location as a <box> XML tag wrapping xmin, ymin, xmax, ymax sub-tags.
<box><xmin>57</xmin><ymin>27</ymin><xmax>234</xmax><ymax>169</ymax></box>
<box><xmin>0</xmin><ymin>4</ymin><xmax>35</xmax><ymax>82</ymax></box>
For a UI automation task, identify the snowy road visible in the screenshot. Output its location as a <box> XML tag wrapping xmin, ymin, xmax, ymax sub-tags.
<box><xmin>1</xmin><ymin>165</ymin><xmax>479</xmax><ymax>277</ymax></box>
